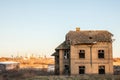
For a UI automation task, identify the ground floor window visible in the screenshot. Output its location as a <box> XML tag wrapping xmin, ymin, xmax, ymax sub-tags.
<box><xmin>99</xmin><ymin>66</ymin><xmax>105</xmax><ymax>74</ymax></box>
<box><xmin>64</xmin><ymin>65</ymin><xmax>69</xmax><ymax>75</ymax></box>
<box><xmin>79</xmin><ymin>66</ymin><xmax>85</xmax><ymax>74</ymax></box>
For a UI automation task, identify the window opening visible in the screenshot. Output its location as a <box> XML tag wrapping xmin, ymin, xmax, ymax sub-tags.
<box><xmin>79</xmin><ymin>50</ymin><xmax>85</xmax><ymax>58</ymax></box>
<box><xmin>98</xmin><ymin>50</ymin><xmax>104</xmax><ymax>58</ymax></box>
<box><xmin>64</xmin><ymin>65</ymin><xmax>69</xmax><ymax>75</ymax></box>
<box><xmin>64</xmin><ymin>50</ymin><xmax>69</xmax><ymax>59</ymax></box>
<box><xmin>99</xmin><ymin>66</ymin><xmax>105</xmax><ymax>74</ymax></box>
<box><xmin>79</xmin><ymin>66</ymin><xmax>85</xmax><ymax>74</ymax></box>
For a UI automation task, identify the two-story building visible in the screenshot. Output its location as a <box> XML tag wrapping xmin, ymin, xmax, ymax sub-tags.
<box><xmin>52</xmin><ymin>28</ymin><xmax>113</xmax><ymax>75</ymax></box>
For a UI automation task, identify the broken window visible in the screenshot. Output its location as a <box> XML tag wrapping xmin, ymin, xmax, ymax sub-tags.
<box><xmin>64</xmin><ymin>50</ymin><xmax>69</xmax><ymax>59</ymax></box>
<box><xmin>89</xmin><ymin>36</ymin><xmax>92</xmax><ymax>39</ymax></box>
<box><xmin>99</xmin><ymin>66</ymin><xmax>105</xmax><ymax>74</ymax></box>
<box><xmin>79</xmin><ymin>50</ymin><xmax>85</xmax><ymax>58</ymax></box>
<box><xmin>55</xmin><ymin>55</ymin><xmax>59</xmax><ymax>64</ymax></box>
<box><xmin>98</xmin><ymin>50</ymin><xmax>104</xmax><ymax>58</ymax></box>
<box><xmin>64</xmin><ymin>65</ymin><xmax>69</xmax><ymax>75</ymax></box>
<box><xmin>79</xmin><ymin>66</ymin><xmax>85</xmax><ymax>74</ymax></box>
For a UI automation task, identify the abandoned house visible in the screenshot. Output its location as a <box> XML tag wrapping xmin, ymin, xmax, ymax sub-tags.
<box><xmin>52</xmin><ymin>28</ymin><xmax>113</xmax><ymax>75</ymax></box>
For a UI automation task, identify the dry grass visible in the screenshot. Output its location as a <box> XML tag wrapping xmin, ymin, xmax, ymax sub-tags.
<box><xmin>0</xmin><ymin>69</ymin><xmax>120</xmax><ymax>80</ymax></box>
<box><xmin>1</xmin><ymin>57</ymin><xmax>120</xmax><ymax>68</ymax></box>
<box><xmin>0</xmin><ymin>57</ymin><xmax>54</xmax><ymax>69</ymax></box>
<box><xmin>13</xmin><ymin>75</ymin><xmax>120</xmax><ymax>80</ymax></box>
<box><xmin>113</xmin><ymin>58</ymin><xmax>120</xmax><ymax>65</ymax></box>
<box><xmin>0</xmin><ymin>57</ymin><xmax>120</xmax><ymax>80</ymax></box>
<box><xmin>0</xmin><ymin>68</ymin><xmax>54</xmax><ymax>80</ymax></box>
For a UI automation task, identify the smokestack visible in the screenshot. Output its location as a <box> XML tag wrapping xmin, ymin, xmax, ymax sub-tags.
<box><xmin>76</xmin><ymin>27</ymin><xmax>80</xmax><ymax>32</ymax></box>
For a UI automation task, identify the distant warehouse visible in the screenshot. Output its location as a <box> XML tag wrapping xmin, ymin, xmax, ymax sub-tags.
<box><xmin>0</xmin><ymin>61</ymin><xmax>20</xmax><ymax>71</ymax></box>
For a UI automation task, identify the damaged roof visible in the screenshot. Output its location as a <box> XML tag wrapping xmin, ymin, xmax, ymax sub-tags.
<box><xmin>55</xmin><ymin>41</ymin><xmax>70</xmax><ymax>50</ymax></box>
<box><xmin>55</xmin><ymin>30</ymin><xmax>113</xmax><ymax>50</ymax></box>
<box><xmin>66</xmin><ymin>30</ymin><xmax>113</xmax><ymax>45</ymax></box>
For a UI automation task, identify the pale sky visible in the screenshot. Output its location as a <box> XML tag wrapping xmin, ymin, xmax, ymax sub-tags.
<box><xmin>0</xmin><ymin>0</ymin><xmax>120</xmax><ymax>57</ymax></box>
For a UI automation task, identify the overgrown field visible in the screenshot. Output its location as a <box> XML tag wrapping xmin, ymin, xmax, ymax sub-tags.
<box><xmin>0</xmin><ymin>69</ymin><xmax>120</xmax><ymax>80</ymax></box>
<box><xmin>0</xmin><ymin>68</ymin><xmax>53</xmax><ymax>80</ymax></box>
<box><xmin>1</xmin><ymin>75</ymin><xmax>120</xmax><ymax>80</ymax></box>
<box><xmin>24</xmin><ymin>75</ymin><xmax>120</xmax><ymax>80</ymax></box>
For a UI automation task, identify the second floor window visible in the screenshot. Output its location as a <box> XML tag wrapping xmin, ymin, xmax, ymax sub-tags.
<box><xmin>64</xmin><ymin>50</ymin><xmax>69</xmax><ymax>59</ymax></box>
<box><xmin>98</xmin><ymin>50</ymin><xmax>104</xmax><ymax>58</ymax></box>
<box><xmin>79</xmin><ymin>50</ymin><xmax>85</xmax><ymax>58</ymax></box>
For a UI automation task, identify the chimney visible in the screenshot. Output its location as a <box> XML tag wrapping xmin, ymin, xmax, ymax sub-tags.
<box><xmin>76</xmin><ymin>27</ymin><xmax>80</xmax><ymax>32</ymax></box>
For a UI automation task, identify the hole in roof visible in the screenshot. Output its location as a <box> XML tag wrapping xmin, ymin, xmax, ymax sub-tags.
<box><xmin>89</xmin><ymin>37</ymin><xmax>92</xmax><ymax>39</ymax></box>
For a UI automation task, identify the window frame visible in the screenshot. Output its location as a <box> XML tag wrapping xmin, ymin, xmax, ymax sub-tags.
<box><xmin>98</xmin><ymin>65</ymin><xmax>105</xmax><ymax>74</ymax></box>
<box><xmin>98</xmin><ymin>50</ymin><xmax>105</xmax><ymax>59</ymax></box>
<box><xmin>64</xmin><ymin>50</ymin><xmax>70</xmax><ymax>59</ymax></box>
<box><xmin>79</xmin><ymin>50</ymin><xmax>85</xmax><ymax>59</ymax></box>
<box><xmin>79</xmin><ymin>66</ymin><xmax>85</xmax><ymax>74</ymax></box>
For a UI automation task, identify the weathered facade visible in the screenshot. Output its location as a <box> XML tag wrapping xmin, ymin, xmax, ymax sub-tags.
<box><xmin>52</xmin><ymin>28</ymin><xmax>113</xmax><ymax>75</ymax></box>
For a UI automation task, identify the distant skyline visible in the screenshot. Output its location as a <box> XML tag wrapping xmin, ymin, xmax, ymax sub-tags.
<box><xmin>0</xmin><ymin>0</ymin><xmax>120</xmax><ymax>57</ymax></box>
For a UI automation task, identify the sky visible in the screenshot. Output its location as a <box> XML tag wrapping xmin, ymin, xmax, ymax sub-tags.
<box><xmin>0</xmin><ymin>0</ymin><xmax>120</xmax><ymax>57</ymax></box>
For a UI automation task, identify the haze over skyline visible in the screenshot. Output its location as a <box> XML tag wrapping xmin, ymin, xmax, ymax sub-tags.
<box><xmin>0</xmin><ymin>0</ymin><xmax>120</xmax><ymax>57</ymax></box>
